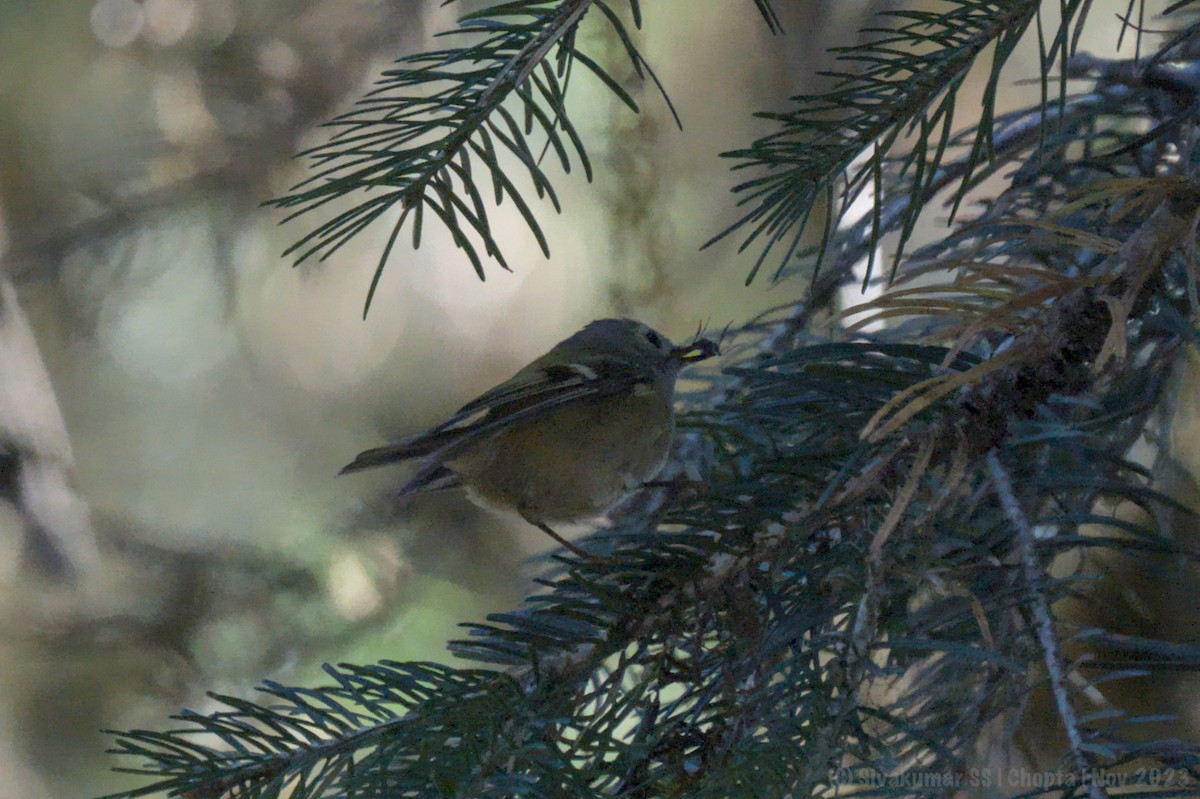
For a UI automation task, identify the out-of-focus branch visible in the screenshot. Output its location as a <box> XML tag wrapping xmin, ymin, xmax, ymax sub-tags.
<box><xmin>0</xmin><ymin>276</ymin><xmax>99</xmax><ymax>580</ymax></box>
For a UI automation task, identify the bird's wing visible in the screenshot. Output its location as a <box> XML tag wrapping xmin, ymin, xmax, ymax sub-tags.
<box><xmin>404</xmin><ymin>356</ymin><xmax>657</xmax><ymax>489</ymax></box>
<box><xmin>339</xmin><ymin>356</ymin><xmax>657</xmax><ymax>493</ymax></box>
<box><xmin>453</xmin><ymin>355</ymin><xmax>637</xmax><ymax>417</ymax></box>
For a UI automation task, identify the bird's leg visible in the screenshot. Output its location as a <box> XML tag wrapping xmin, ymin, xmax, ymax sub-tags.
<box><xmin>641</xmin><ymin>478</ymin><xmax>707</xmax><ymax>490</ymax></box>
<box><xmin>641</xmin><ymin>477</ymin><xmax>708</xmax><ymax>497</ymax></box>
<box><xmin>529</xmin><ymin>519</ymin><xmax>609</xmax><ymax>562</ymax></box>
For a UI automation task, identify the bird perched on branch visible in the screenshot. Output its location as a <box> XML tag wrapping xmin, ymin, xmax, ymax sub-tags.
<box><xmin>341</xmin><ymin>318</ymin><xmax>719</xmax><ymax>557</ymax></box>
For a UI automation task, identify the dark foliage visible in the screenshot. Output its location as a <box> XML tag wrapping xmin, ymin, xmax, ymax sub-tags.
<box><xmin>106</xmin><ymin>2</ymin><xmax>1200</xmax><ymax>797</ymax></box>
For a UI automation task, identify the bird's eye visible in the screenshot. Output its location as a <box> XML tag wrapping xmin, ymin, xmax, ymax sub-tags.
<box><xmin>644</xmin><ymin>329</ymin><xmax>663</xmax><ymax>348</ymax></box>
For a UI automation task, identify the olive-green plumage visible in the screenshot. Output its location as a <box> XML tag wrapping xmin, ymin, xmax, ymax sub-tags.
<box><xmin>340</xmin><ymin>318</ymin><xmax>718</xmax><ymax>552</ymax></box>
<box><xmin>448</xmin><ymin>380</ymin><xmax>675</xmax><ymax>522</ymax></box>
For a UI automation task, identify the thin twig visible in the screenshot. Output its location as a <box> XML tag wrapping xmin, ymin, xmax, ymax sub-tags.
<box><xmin>986</xmin><ymin>449</ymin><xmax>1107</xmax><ymax>799</ymax></box>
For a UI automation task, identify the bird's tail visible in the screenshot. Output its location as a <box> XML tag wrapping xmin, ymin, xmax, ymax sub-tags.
<box><xmin>338</xmin><ymin>428</ymin><xmax>462</xmax><ymax>475</ymax></box>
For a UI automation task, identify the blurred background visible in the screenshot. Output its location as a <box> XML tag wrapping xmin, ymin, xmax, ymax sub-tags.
<box><xmin>0</xmin><ymin>1</ymin><xmax>1172</xmax><ymax>797</ymax></box>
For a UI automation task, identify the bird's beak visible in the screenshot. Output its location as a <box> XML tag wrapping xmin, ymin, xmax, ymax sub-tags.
<box><xmin>669</xmin><ymin>337</ymin><xmax>720</xmax><ymax>363</ymax></box>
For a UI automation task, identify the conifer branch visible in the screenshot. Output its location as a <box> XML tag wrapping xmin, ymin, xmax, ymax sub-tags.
<box><xmin>710</xmin><ymin>0</ymin><xmax>1094</xmax><ymax>285</ymax></box>
<box><xmin>267</xmin><ymin>0</ymin><xmax>780</xmax><ymax>315</ymax></box>
<box><xmin>987</xmin><ymin>449</ymin><xmax>1106</xmax><ymax>799</ymax></box>
<box><xmin>103</xmin><ymin>5</ymin><xmax>1200</xmax><ymax>799</ymax></box>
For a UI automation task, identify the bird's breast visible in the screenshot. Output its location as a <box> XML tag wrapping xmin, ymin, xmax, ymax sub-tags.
<box><xmin>448</xmin><ymin>390</ymin><xmax>675</xmax><ymax>523</ymax></box>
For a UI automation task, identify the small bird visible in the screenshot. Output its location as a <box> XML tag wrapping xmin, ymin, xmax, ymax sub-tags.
<box><xmin>340</xmin><ymin>319</ymin><xmax>719</xmax><ymax>557</ymax></box>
